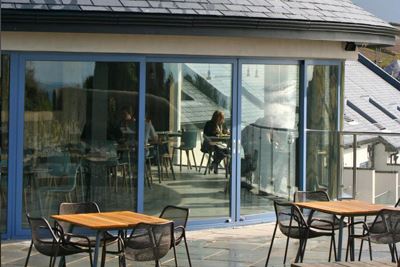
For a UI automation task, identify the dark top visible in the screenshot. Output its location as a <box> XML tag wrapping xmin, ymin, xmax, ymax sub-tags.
<box><xmin>203</xmin><ymin>120</ymin><xmax>221</xmax><ymax>138</ymax></box>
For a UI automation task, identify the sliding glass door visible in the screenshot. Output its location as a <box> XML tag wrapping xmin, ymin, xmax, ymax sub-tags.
<box><xmin>239</xmin><ymin>63</ymin><xmax>300</xmax><ymax>216</ymax></box>
<box><xmin>143</xmin><ymin>61</ymin><xmax>234</xmax><ymax>221</ymax></box>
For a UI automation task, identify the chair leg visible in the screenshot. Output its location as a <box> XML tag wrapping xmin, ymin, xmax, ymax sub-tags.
<box><xmin>24</xmin><ymin>240</ymin><xmax>33</xmax><ymax>267</ymax></box>
<box><xmin>265</xmin><ymin>222</ymin><xmax>277</xmax><ymax>267</ymax></box>
<box><xmin>389</xmin><ymin>244</ymin><xmax>396</xmax><ymax>263</ymax></box>
<box><xmin>367</xmin><ymin>237</ymin><xmax>373</xmax><ymax>261</ymax></box>
<box><xmin>155</xmin><ymin>260</ymin><xmax>161</xmax><ymax>267</ymax></box>
<box><xmin>346</xmin><ymin>236</ymin><xmax>351</xmax><ymax>261</ymax></box>
<box><xmin>283</xmin><ymin>234</ymin><xmax>290</xmax><ymax>264</ymax></box>
<box><xmin>172</xmin><ymin>243</ymin><xmax>178</xmax><ymax>267</ymax></box>
<box><xmin>191</xmin><ymin>149</ymin><xmax>198</xmax><ymax>172</ymax></box>
<box><xmin>180</xmin><ymin>149</ymin><xmax>182</xmax><ymax>172</ymax></box>
<box><xmin>199</xmin><ymin>153</ymin><xmax>205</xmax><ymax>172</ymax></box>
<box><xmin>183</xmin><ymin>233</ymin><xmax>192</xmax><ymax>267</ymax></box>
<box><xmin>358</xmin><ymin>239</ymin><xmax>364</xmax><ymax>261</ymax></box>
<box><xmin>186</xmin><ymin>150</ymin><xmax>192</xmax><ymax>170</ymax></box>
<box><xmin>394</xmin><ymin>244</ymin><xmax>399</xmax><ymax>262</ymax></box>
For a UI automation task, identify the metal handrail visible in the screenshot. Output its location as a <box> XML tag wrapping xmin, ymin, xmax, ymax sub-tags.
<box><xmin>375</xmin><ymin>190</ymin><xmax>391</xmax><ymax>200</ymax></box>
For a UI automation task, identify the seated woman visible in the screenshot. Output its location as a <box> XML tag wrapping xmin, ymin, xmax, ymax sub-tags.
<box><xmin>202</xmin><ymin>110</ymin><xmax>229</xmax><ymax>174</ymax></box>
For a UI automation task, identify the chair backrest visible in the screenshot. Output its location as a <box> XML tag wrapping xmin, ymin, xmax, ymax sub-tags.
<box><xmin>159</xmin><ymin>205</ymin><xmax>189</xmax><ymax>229</ymax></box>
<box><xmin>274</xmin><ymin>200</ymin><xmax>308</xmax><ymax>237</ymax></box>
<box><xmin>124</xmin><ymin>222</ymin><xmax>174</xmax><ymax>262</ymax></box>
<box><xmin>293</xmin><ymin>191</ymin><xmax>330</xmax><ymax>202</ymax></box>
<box><xmin>58</xmin><ymin>202</ymin><xmax>100</xmax><ymax>232</ymax></box>
<box><xmin>370</xmin><ymin>209</ymin><xmax>400</xmax><ymax>241</ymax></box>
<box><xmin>181</xmin><ymin>131</ymin><xmax>197</xmax><ymax>149</ymax></box>
<box><xmin>26</xmin><ymin>213</ymin><xmax>59</xmax><ymax>256</ymax></box>
<box><xmin>47</xmin><ymin>152</ymin><xmax>71</xmax><ymax>176</ymax></box>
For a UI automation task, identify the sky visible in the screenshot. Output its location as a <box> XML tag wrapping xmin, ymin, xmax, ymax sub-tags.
<box><xmin>352</xmin><ymin>0</ymin><xmax>400</xmax><ymax>23</ymax></box>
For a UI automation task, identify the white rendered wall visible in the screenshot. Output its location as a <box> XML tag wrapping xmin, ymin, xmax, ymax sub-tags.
<box><xmin>2</xmin><ymin>32</ymin><xmax>357</xmax><ymax>60</ymax></box>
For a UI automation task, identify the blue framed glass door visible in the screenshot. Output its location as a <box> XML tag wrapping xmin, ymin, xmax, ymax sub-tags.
<box><xmin>14</xmin><ymin>53</ymin><xmax>145</xmax><ymax>237</ymax></box>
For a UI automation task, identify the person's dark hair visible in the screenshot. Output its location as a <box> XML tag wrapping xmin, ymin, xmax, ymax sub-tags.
<box><xmin>211</xmin><ymin>110</ymin><xmax>223</xmax><ymax>124</ymax></box>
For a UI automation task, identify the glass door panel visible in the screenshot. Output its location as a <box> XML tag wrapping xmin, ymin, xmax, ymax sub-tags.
<box><xmin>23</xmin><ymin>60</ymin><xmax>139</xmax><ymax>227</ymax></box>
<box><xmin>144</xmin><ymin>62</ymin><xmax>232</xmax><ymax>220</ymax></box>
<box><xmin>1</xmin><ymin>55</ymin><xmax>10</xmax><ymax>235</ymax></box>
<box><xmin>306</xmin><ymin>65</ymin><xmax>339</xmax><ymax>197</ymax></box>
<box><xmin>240</xmin><ymin>64</ymin><xmax>299</xmax><ymax>215</ymax></box>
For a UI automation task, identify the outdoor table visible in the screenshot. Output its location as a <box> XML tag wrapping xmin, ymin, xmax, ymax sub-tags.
<box><xmin>52</xmin><ymin>211</ymin><xmax>170</xmax><ymax>267</ymax></box>
<box><xmin>295</xmin><ymin>200</ymin><xmax>389</xmax><ymax>261</ymax></box>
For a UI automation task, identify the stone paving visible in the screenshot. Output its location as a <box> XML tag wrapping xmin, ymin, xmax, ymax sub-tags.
<box><xmin>0</xmin><ymin>223</ymin><xmax>395</xmax><ymax>267</ymax></box>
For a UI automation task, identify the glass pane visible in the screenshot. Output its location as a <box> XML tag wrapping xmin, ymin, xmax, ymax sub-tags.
<box><xmin>23</xmin><ymin>61</ymin><xmax>139</xmax><ymax>227</ymax></box>
<box><xmin>240</xmin><ymin>64</ymin><xmax>299</xmax><ymax>215</ymax></box>
<box><xmin>144</xmin><ymin>62</ymin><xmax>232</xmax><ymax>219</ymax></box>
<box><xmin>306</xmin><ymin>65</ymin><xmax>339</xmax><ymax>197</ymax></box>
<box><xmin>1</xmin><ymin>55</ymin><xmax>10</xmax><ymax>234</ymax></box>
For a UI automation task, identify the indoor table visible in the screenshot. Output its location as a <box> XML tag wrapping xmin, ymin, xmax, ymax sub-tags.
<box><xmin>295</xmin><ymin>199</ymin><xmax>389</xmax><ymax>261</ymax></box>
<box><xmin>52</xmin><ymin>211</ymin><xmax>170</xmax><ymax>267</ymax></box>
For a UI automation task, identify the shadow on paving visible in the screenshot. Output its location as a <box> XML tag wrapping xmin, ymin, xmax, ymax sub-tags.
<box><xmin>0</xmin><ymin>223</ymin><xmax>395</xmax><ymax>267</ymax></box>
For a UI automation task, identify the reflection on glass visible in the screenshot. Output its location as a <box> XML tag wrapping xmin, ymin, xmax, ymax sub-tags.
<box><xmin>1</xmin><ymin>55</ymin><xmax>10</xmax><ymax>234</ymax></box>
<box><xmin>240</xmin><ymin>64</ymin><xmax>299</xmax><ymax>215</ymax></box>
<box><xmin>144</xmin><ymin>63</ymin><xmax>232</xmax><ymax>219</ymax></box>
<box><xmin>23</xmin><ymin>61</ymin><xmax>139</xmax><ymax>227</ymax></box>
<box><xmin>306</xmin><ymin>65</ymin><xmax>339</xmax><ymax>197</ymax></box>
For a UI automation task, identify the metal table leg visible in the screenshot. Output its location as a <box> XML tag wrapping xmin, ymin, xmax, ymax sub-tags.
<box><xmin>337</xmin><ymin>216</ymin><xmax>345</xmax><ymax>261</ymax></box>
<box><xmin>93</xmin><ymin>230</ymin><xmax>103</xmax><ymax>267</ymax></box>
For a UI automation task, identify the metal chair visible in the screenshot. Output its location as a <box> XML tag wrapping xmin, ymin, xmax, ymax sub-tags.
<box><xmin>58</xmin><ymin>202</ymin><xmax>122</xmax><ymax>264</ymax></box>
<box><xmin>25</xmin><ymin>213</ymin><xmax>93</xmax><ymax>267</ymax></box>
<box><xmin>122</xmin><ymin>222</ymin><xmax>176</xmax><ymax>267</ymax></box>
<box><xmin>346</xmin><ymin>209</ymin><xmax>400</xmax><ymax>262</ymax></box>
<box><xmin>160</xmin><ymin>205</ymin><xmax>191</xmax><ymax>267</ymax></box>
<box><xmin>265</xmin><ymin>200</ymin><xmax>337</xmax><ymax>266</ymax></box>
<box><xmin>294</xmin><ymin>190</ymin><xmax>346</xmax><ymax>231</ymax></box>
<box><xmin>172</xmin><ymin>131</ymin><xmax>198</xmax><ymax>172</ymax></box>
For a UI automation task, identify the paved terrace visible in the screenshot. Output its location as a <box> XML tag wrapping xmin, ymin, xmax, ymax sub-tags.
<box><xmin>1</xmin><ymin>223</ymin><xmax>394</xmax><ymax>267</ymax></box>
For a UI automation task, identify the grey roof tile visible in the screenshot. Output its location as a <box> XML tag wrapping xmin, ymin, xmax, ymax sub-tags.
<box><xmin>225</xmin><ymin>4</ymin><xmax>249</xmax><ymax>11</ymax></box>
<box><xmin>61</xmin><ymin>0</ymin><xmax>92</xmax><ymax>6</ymax></box>
<box><xmin>1</xmin><ymin>3</ymin><xmax>16</xmax><ymax>8</ymax></box>
<box><xmin>15</xmin><ymin>3</ymin><xmax>48</xmax><ymax>9</ymax></box>
<box><xmin>92</xmin><ymin>0</ymin><xmax>121</xmax><ymax>6</ymax></box>
<box><xmin>80</xmin><ymin>5</ymin><xmax>110</xmax><ymax>10</ymax></box>
<box><xmin>169</xmin><ymin>8</ymin><xmax>197</xmax><ymax>14</ymax></box>
<box><xmin>139</xmin><ymin>7</ymin><xmax>169</xmax><ymax>13</ymax></box>
<box><xmin>201</xmin><ymin>3</ymin><xmax>227</xmax><ymax>10</ymax></box>
<box><xmin>246</xmin><ymin>5</ymin><xmax>269</xmax><ymax>12</ymax></box>
<box><xmin>48</xmin><ymin>4</ymin><xmax>81</xmax><ymax>10</ymax></box>
<box><xmin>175</xmin><ymin>2</ymin><xmax>204</xmax><ymax>9</ymax></box>
<box><xmin>120</xmin><ymin>0</ymin><xmax>149</xmax><ymax>8</ymax></box>
<box><xmin>1</xmin><ymin>0</ymin><xmax>393</xmax><ymax>30</ymax></box>
<box><xmin>2</xmin><ymin>0</ymin><xmax>30</xmax><ymax>4</ymax></box>
<box><xmin>148</xmin><ymin>1</ymin><xmax>177</xmax><ymax>9</ymax></box>
<box><xmin>195</xmin><ymin>9</ymin><xmax>222</xmax><ymax>15</ymax></box>
<box><xmin>32</xmin><ymin>0</ymin><xmax>62</xmax><ymax>4</ymax></box>
<box><xmin>111</xmin><ymin>6</ymin><xmax>139</xmax><ymax>11</ymax></box>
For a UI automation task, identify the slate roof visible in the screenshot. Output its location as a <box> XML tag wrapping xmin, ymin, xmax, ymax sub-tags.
<box><xmin>344</xmin><ymin>57</ymin><xmax>400</xmax><ymax>149</ymax></box>
<box><xmin>0</xmin><ymin>0</ymin><xmax>392</xmax><ymax>28</ymax></box>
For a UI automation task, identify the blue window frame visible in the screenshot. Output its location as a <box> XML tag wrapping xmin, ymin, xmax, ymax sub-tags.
<box><xmin>1</xmin><ymin>51</ymin><xmax>343</xmax><ymax>239</ymax></box>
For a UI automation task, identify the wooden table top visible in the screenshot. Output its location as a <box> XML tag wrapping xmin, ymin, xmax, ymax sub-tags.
<box><xmin>52</xmin><ymin>211</ymin><xmax>170</xmax><ymax>230</ymax></box>
<box><xmin>295</xmin><ymin>200</ymin><xmax>391</xmax><ymax>216</ymax></box>
<box><xmin>291</xmin><ymin>259</ymin><xmax>396</xmax><ymax>266</ymax></box>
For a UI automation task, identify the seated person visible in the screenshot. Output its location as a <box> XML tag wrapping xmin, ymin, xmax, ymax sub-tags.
<box><xmin>202</xmin><ymin>110</ymin><xmax>229</xmax><ymax>174</ymax></box>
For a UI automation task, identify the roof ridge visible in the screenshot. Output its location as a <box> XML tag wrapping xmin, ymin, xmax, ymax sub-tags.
<box><xmin>358</xmin><ymin>53</ymin><xmax>400</xmax><ymax>92</ymax></box>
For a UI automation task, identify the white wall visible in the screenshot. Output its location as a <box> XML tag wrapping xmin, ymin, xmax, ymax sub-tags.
<box><xmin>343</xmin><ymin>145</ymin><xmax>370</xmax><ymax>167</ymax></box>
<box><xmin>2</xmin><ymin>32</ymin><xmax>358</xmax><ymax>60</ymax></box>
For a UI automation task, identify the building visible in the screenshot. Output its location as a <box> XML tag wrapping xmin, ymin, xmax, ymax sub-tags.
<box><xmin>343</xmin><ymin>54</ymin><xmax>400</xmax><ymax>204</ymax></box>
<box><xmin>0</xmin><ymin>0</ymin><xmax>398</xmax><ymax>239</ymax></box>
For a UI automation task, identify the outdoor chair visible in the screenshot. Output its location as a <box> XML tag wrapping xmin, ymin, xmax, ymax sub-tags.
<box><xmin>58</xmin><ymin>202</ymin><xmax>122</xmax><ymax>264</ymax></box>
<box><xmin>346</xmin><ymin>209</ymin><xmax>400</xmax><ymax>262</ymax></box>
<box><xmin>160</xmin><ymin>205</ymin><xmax>192</xmax><ymax>267</ymax></box>
<box><xmin>122</xmin><ymin>222</ymin><xmax>176</xmax><ymax>267</ymax></box>
<box><xmin>294</xmin><ymin>190</ymin><xmax>346</xmax><ymax>231</ymax></box>
<box><xmin>199</xmin><ymin>134</ymin><xmax>214</xmax><ymax>175</ymax></box>
<box><xmin>25</xmin><ymin>213</ymin><xmax>93</xmax><ymax>267</ymax></box>
<box><xmin>265</xmin><ymin>200</ymin><xmax>337</xmax><ymax>266</ymax></box>
<box><xmin>172</xmin><ymin>131</ymin><xmax>198</xmax><ymax>172</ymax></box>
<box><xmin>39</xmin><ymin>163</ymin><xmax>84</xmax><ymax>217</ymax></box>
